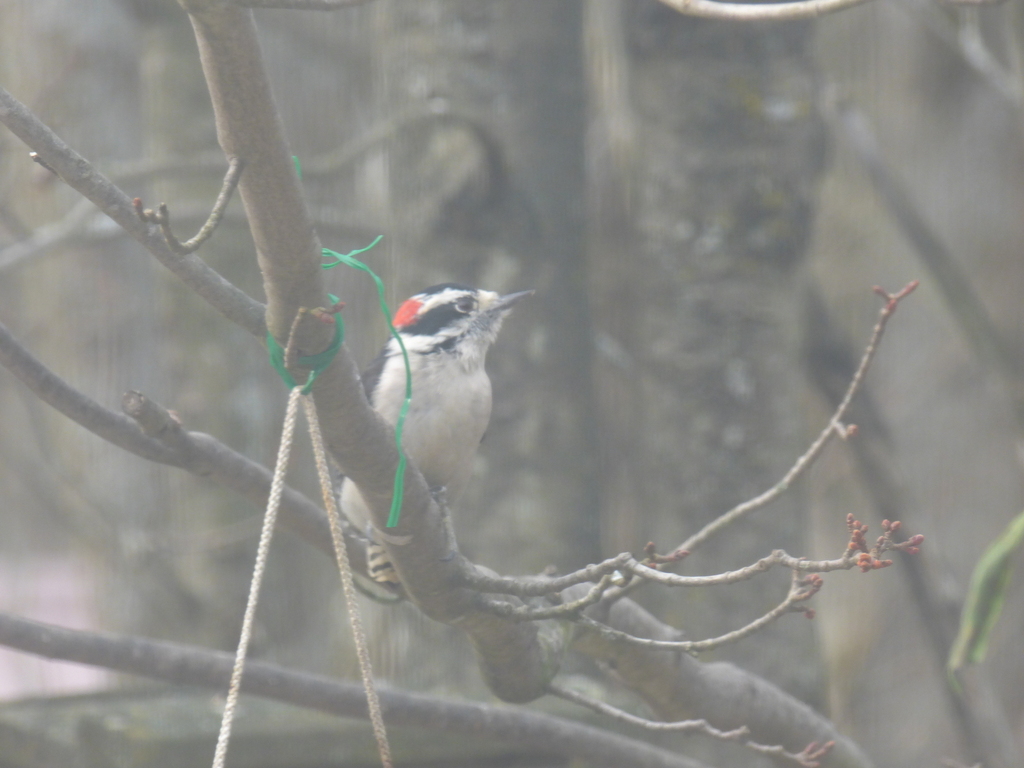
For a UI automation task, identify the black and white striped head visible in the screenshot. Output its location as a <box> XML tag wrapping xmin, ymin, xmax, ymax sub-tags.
<box><xmin>389</xmin><ymin>283</ymin><xmax>533</xmax><ymax>359</ymax></box>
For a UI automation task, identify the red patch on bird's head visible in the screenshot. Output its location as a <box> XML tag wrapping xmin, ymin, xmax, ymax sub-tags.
<box><xmin>393</xmin><ymin>297</ymin><xmax>423</xmax><ymax>329</ymax></box>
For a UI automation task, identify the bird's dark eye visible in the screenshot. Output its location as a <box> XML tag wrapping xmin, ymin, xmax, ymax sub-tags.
<box><xmin>455</xmin><ymin>296</ymin><xmax>477</xmax><ymax>314</ymax></box>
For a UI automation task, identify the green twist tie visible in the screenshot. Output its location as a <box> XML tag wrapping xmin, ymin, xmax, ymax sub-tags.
<box><xmin>323</xmin><ymin>236</ymin><xmax>411</xmax><ymax>529</ymax></box>
<box><xmin>267</xmin><ymin>295</ymin><xmax>344</xmax><ymax>395</ymax></box>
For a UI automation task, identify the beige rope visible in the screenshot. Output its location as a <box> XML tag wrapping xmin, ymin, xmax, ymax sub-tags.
<box><xmin>212</xmin><ymin>386</ymin><xmax>302</xmax><ymax>768</ymax></box>
<box><xmin>302</xmin><ymin>394</ymin><xmax>394</xmax><ymax>768</ymax></box>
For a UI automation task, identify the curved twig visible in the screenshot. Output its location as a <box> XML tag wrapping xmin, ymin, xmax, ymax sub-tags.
<box><xmin>133</xmin><ymin>156</ymin><xmax>244</xmax><ymax>255</ymax></box>
<box><xmin>579</xmin><ymin>571</ymin><xmax>822</xmax><ymax>654</ymax></box>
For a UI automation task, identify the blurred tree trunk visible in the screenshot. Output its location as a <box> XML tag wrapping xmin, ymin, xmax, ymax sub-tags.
<box><xmin>585</xmin><ymin>0</ymin><xmax>828</xmax><ymax>714</ymax></box>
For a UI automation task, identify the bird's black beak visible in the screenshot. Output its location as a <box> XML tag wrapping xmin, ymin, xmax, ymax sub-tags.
<box><xmin>488</xmin><ymin>289</ymin><xmax>534</xmax><ymax>315</ymax></box>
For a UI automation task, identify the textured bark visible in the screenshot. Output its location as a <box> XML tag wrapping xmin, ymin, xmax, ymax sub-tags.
<box><xmin>586</xmin><ymin>0</ymin><xmax>828</xmax><ymax>702</ymax></box>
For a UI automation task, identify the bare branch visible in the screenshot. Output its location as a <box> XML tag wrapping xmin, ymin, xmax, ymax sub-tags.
<box><xmin>580</xmin><ymin>571</ymin><xmax>822</xmax><ymax>654</ymax></box>
<box><xmin>235</xmin><ymin>0</ymin><xmax>373</xmax><ymax>8</ymax></box>
<box><xmin>460</xmin><ymin>552</ymin><xmax>634</xmax><ymax>596</ymax></box>
<box><xmin>0</xmin><ymin>612</ymin><xmax>710</xmax><ymax>768</ymax></box>
<box><xmin>0</xmin><ymin>86</ymin><xmax>266</xmax><ymax>337</ymax></box>
<box><xmin>678</xmin><ymin>281</ymin><xmax>918</xmax><ymax>554</ymax></box>
<box><xmin>569</xmin><ymin>591</ymin><xmax>875</xmax><ymax>768</ymax></box>
<box><xmin>480</xmin><ymin>575</ymin><xmax>617</xmax><ymax>622</ymax></box>
<box><xmin>655</xmin><ymin>0</ymin><xmax>871</xmax><ymax>22</ymax></box>
<box><xmin>133</xmin><ymin>156</ymin><xmax>244</xmax><ymax>255</ymax></box>
<box><xmin>549</xmin><ymin>683</ymin><xmax>834</xmax><ymax>768</ymax></box>
<box><xmin>0</xmin><ymin>319</ymin><xmax>349</xmax><ymax>564</ymax></box>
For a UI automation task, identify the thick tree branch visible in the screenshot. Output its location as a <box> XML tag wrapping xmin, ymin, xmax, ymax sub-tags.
<box><xmin>0</xmin><ymin>86</ymin><xmax>266</xmax><ymax>338</ymax></box>
<box><xmin>0</xmin><ymin>319</ymin><xmax>343</xmax><ymax>562</ymax></box>
<box><xmin>0</xmin><ymin>612</ymin><xmax>711</xmax><ymax>768</ymax></box>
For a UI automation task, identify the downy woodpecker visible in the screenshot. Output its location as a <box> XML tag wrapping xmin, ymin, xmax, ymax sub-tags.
<box><xmin>341</xmin><ymin>283</ymin><xmax>533</xmax><ymax>584</ymax></box>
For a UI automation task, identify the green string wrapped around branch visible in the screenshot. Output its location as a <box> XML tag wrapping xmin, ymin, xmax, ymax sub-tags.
<box><xmin>266</xmin><ymin>304</ymin><xmax>344</xmax><ymax>395</ymax></box>
<box><xmin>322</xmin><ymin>236</ymin><xmax>412</xmax><ymax>529</ymax></box>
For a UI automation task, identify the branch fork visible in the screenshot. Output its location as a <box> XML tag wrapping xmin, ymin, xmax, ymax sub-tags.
<box><xmin>132</xmin><ymin>155</ymin><xmax>243</xmax><ymax>255</ymax></box>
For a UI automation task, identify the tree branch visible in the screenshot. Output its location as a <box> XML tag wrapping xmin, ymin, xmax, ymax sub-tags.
<box><xmin>0</xmin><ymin>611</ymin><xmax>711</xmax><ymax>768</ymax></box>
<box><xmin>133</xmin><ymin>155</ymin><xmax>244</xmax><ymax>255</ymax></box>
<box><xmin>0</xmin><ymin>319</ymin><xmax>345</xmax><ymax>563</ymax></box>
<box><xmin>580</xmin><ymin>571</ymin><xmax>822</xmax><ymax>655</ymax></box>
<box><xmin>569</xmin><ymin>591</ymin><xmax>875</xmax><ymax>768</ymax></box>
<box><xmin>677</xmin><ymin>281</ymin><xmax>917</xmax><ymax>555</ymax></box>
<box><xmin>0</xmin><ymin>86</ymin><xmax>266</xmax><ymax>338</ymax></box>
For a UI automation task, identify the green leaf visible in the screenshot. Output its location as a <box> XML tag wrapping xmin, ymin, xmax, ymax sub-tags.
<box><xmin>948</xmin><ymin>509</ymin><xmax>1024</xmax><ymax>684</ymax></box>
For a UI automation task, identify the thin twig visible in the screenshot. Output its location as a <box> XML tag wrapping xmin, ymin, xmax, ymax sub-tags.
<box><xmin>583</xmin><ymin>516</ymin><xmax>921</xmax><ymax>652</ymax></box>
<box><xmin>548</xmin><ymin>683</ymin><xmax>834</xmax><ymax>768</ymax></box>
<box><xmin>627</xmin><ymin>549</ymin><xmax>852</xmax><ymax>589</ymax></box>
<box><xmin>678</xmin><ymin>281</ymin><xmax>918</xmax><ymax>555</ymax></box>
<box><xmin>580</xmin><ymin>572</ymin><xmax>822</xmax><ymax>654</ymax></box>
<box><xmin>133</xmin><ymin>156</ymin><xmax>244</xmax><ymax>255</ymax></box>
<box><xmin>656</xmin><ymin>0</ymin><xmax>871</xmax><ymax>22</ymax></box>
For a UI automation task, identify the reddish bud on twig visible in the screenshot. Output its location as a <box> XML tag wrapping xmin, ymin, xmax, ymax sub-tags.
<box><xmin>798</xmin><ymin>740</ymin><xmax>835</xmax><ymax>767</ymax></box>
